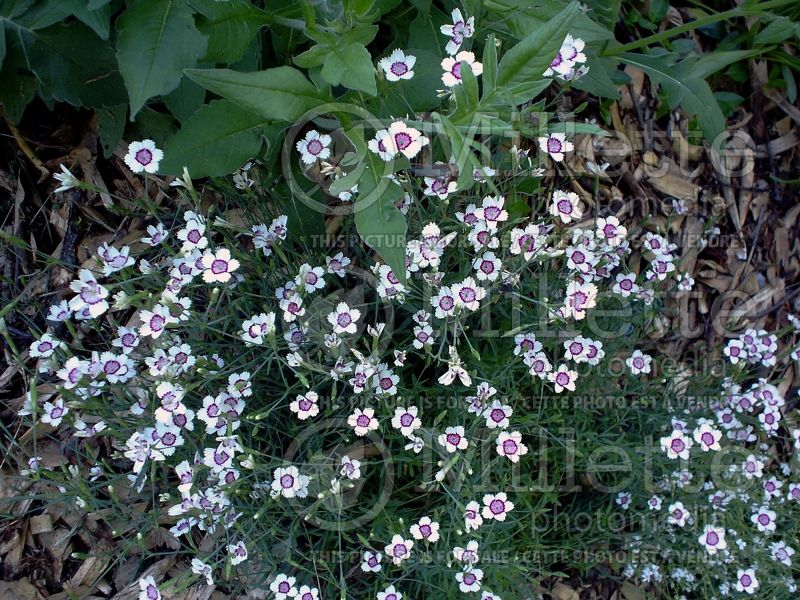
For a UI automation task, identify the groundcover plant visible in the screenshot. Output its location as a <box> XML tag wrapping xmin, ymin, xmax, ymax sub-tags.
<box><xmin>3</xmin><ymin>0</ymin><xmax>800</xmax><ymax>599</ymax></box>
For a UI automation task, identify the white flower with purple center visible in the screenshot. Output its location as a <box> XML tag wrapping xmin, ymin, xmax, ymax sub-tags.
<box><xmin>377</xmin><ymin>584</ymin><xmax>403</xmax><ymax>600</ymax></box>
<box><xmin>384</xmin><ymin>534</ymin><xmax>414</xmax><ymax>565</ymax></box>
<box><xmin>496</xmin><ymin>431</ymin><xmax>527</xmax><ymax>462</ymax></box>
<box><xmin>473</xmin><ymin>251</ymin><xmax>501</xmax><ymax>282</ymax></box>
<box><xmin>290</xmin><ymin>391</ymin><xmax>320</xmax><ymax>420</ymax></box>
<box><xmin>338</xmin><ymin>455</ymin><xmax>361</xmax><ymax>480</ymax></box>
<box><xmin>412</xmin><ymin>323</ymin><xmax>435</xmax><ymax>349</ymax></box>
<box><xmin>477</xmin><ymin>195</ymin><xmax>508</xmax><ymax>230</ymax></box>
<box><xmin>453</xmin><ymin>540</ymin><xmax>480</xmax><ymax>565</ymax></box>
<box><xmin>98</xmin><ymin>243</ymin><xmax>135</xmax><ymax>276</ymax></box>
<box><xmin>548</xmin><ymin>364</ymin><xmax>578</xmax><ymax>393</ymax></box>
<box><xmin>438</xmin><ymin>425</ymin><xmax>468</xmax><ymax>453</ymax></box>
<box><xmin>68</xmin><ymin>269</ymin><xmax>109</xmax><ymax>318</ymax></box>
<box><xmin>138</xmin><ymin>576</ymin><xmax>161</xmax><ymax>600</ymax></box>
<box><xmin>544</xmin><ymin>34</ymin><xmax>587</xmax><ymax>78</ymax></box>
<box><xmin>47</xmin><ymin>300</ymin><xmax>71</xmax><ymax>322</ymax></box>
<box><xmin>295</xmin><ymin>263</ymin><xmax>325</xmax><ymax>293</ymax></box>
<box><xmin>616</xmin><ymin>491</ymin><xmax>632</xmax><ymax>510</ymax></box>
<box><xmin>368</xmin><ymin>128</ymin><xmax>397</xmax><ymax>161</ymax></box>
<box><xmin>271</xmin><ymin>465</ymin><xmax>309</xmax><ymax>499</ymax></box>
<box><xmin>177</xmin><ymin>219</ymin><xmax>207</xmax><ymax>252</ymax></box>
<box><xmin>538</xmin><ymin>133</ymin><xmax>573</xmax><ymax>162</ymax></box>
<box><xmin>453</xmin><ymin>277</ymin><xmax>486</xmax><ymax>311</ymax></box>
<box><xmin>524</xmin><ymin>351</ymin><xmax>552</xmax><ymax>379</ymax></box>
<box><xmin>692</xmin><ymin>423</ymin><xmax>722</xmax><ymax>451</ymax></box>
<box><xmin>667</xmin><ymin>501</ymin><xmax>690</xmax><ymax>526</ymax></box>
<box><xmin>227</xmin><ymin>541</ymin><xmax>248</xmax><ymax>566</ymax></box>
<box><xmin>388</xmin><ymin>121</ymin><xmax>429</xmax><ymax>160</ymax></box>
<box><xmin>596</xmin><ymin>216</ymin><xmax>627</xmax><ymax>246</ymax></box>
<box><xmin>431</xmin><ymin>286</ymin><xmax>457</xmax><ymax>318</ymax></box>
<box><xmin>456</xmin><ymin>568</ymin><xmax>483</xmax><ymax>593</ymax></box>
<box><xmin>41</xmin><ymin>398</ymin><xmax>68</xmax><ymax>427</ymax></box>
<box><xmin>483</xmin><ymin>400</ymin><xmax>512</xmax><ymax>429</ymax></box>
<box><xmin>139</xmin><ymin>304</ymin><xmax>175</xmax><ymax>339</ymax></box>
<box><xmin>327</xmin><ymin>302</ymin><xmax>361</xmax><ymax>335</ymax></box>
<box><xmin>296</xmin><ymin>585</ymin><xmax>319</xmax><ymax>600</ymax></box>
<box><xmin>660</xmin><ymin>429</ymin><xmax>693</xmax><ymax>459</ymax></box>
<box><xmin>626</xmin><ymin>350</ymin><xmax>652</xmax><ymax>375</ymax></box>
<box><xmin>124</xmin><ymin>139</ymin><xmax>163</xmax><ymax>174</ymax></box>
<box><xmin>280</xmin><ymin>293</ymin><xmax>305</xmax><ymax>323</ymax></box>
<box><xmin>348</xmin><ymin>407</ymin><xmax>379</xmax><ymax>436</ymax></box>
<box><xmin>56</xmin><ymin>356</ymin><xmax>88</xmax><ymax>389</ymax></box>
<box><xmin>296</xmin><ymin>129</ymin><xmax>332</xmax><ymax>165</ymax></box>
<box><xmin>751</xmin><ymin>506</ymin><xmax>777</xmax><ymax>533</ymax></box>
<box><xmin>240</xmin><ymin>312</ymin><xmax>276</xmax><ymax>345</ymax></box>
<box><xmin>201</xmin><ymin>248</ymin><xmax>240</xmax><ymax>285</ymax></box>
<box><xmin>326</xmin><ymin>252</ymin><xmax>351</xmax><ymax>277</ymax></box>
<box><xmin>441</xmin><ymin>51</ymin><xmax>483</xmax><ymax>87</ymax></box>
<box><xmin>423</xmin><ymin>176</ymin><xmax>457</xmax><ymax>199</ymax></box>
<box><xmin>379</xmin><ymin>49</ymin><xmax>416</xmax><ymax>81</ymax></box>
<box><xmin>361</xmin><ymin>550</ymin><xmax>382</xmax><ymax>573</ymax></box>
<box><xmin>612</xmin><ymin>273</ymin><xmax>639</xmax><ymax>297</ymax></box>
<box><xmin>770</xmin><ymin>541</ymin><xmax>795</xmax><ymax>566</ymax></box>
<box><xmin>391</xmin><ymin>406</ymin><xmax>421</xmax><ymax>437</ymax></box>
<box><xmin>741</xmin><ymin>454</ymin><xmax>764</xmax><ymax>479</ymax></box>
<box><xmin>735</xmin><ymin>568</ymin><xmax>758</xmax><ymax>594</ymax></box>
<box><xmin>30</xmin><ymin>333</ymin><xmax>62</xmax><ymax>358</ymax></box>
<box><xmin>269</xmin><ymin>574</ymin><xmax>297</xmax><ymax>600</ymax></box>
<box><xmin>548</xmin><ymin>191</ymin><xmax>581</xmax><ymax>227</ymax></box>
<box><xmin>440</xmin><ymin>8</ymin><xmax>474</xmax><ymax>55</ymax></box>
<box><xmin>481</xmin><ymin>492</ymin><xmax>514</xmax><ymax>521</ymax></box>
<box><xmin>463</xmin><ymin>501</ymin><xmax>483</xmax><ymax>531</ymax></box>
<box><xmin>410</xmin><ymin>516</ymin><xmax>440</xmax><ymax>543</ymax></box>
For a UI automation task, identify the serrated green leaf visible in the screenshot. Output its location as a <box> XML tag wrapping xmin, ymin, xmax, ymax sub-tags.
<box><xmin>160</xmin><ymin>100</ymin><xmax>266</xmax><ymax>177</ymax></box>
<box><xmin>354</xmin><ymin>154</ymin><xmax>407</xmax><ymax>282</ymax></box>
<box><xmin>322</xmin><ymin>42</ymin><xmax>377</xmax><ymax>95</ymax></box>
<box><xmin>116</xmin><ymin>0</ymin><xmax>207</xmax><ymax>118</ymax></box>
<box><xmin>189</xmin><ymin>0</ymin><xmax>270</xmax><ymax>64</ymax></box>
<box><xmin>186</xmin><ymin>66</ymin><xmax>325</xmax><ymax>122</ymax></box>
<box><xmin>496</xmin><ymin>2</ymin><xmax>578</xmax><ymax>92</ymax></box>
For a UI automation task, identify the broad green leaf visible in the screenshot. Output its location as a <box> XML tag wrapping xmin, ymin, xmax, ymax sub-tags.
<box><xmin>186</xmin><ymin>67</ymin><xmax>325</xmax><ymax>122</ymax></box>
<box><xmin>496</xmin><ymin>2</ymin><xmax>579</xmax><ymax>91</ymax></box>
<box><xmin>754</xmin><ymin>16</ymin><xmax>795</xmax><ymax>45</ymax></box>
<box><xmin>160</xmin><ymin>100</ymin><xmax>266</xmax><ymax>177</ymax></box>
<box><xmin>691</xmin><ymin>49</ymin><xmax>768</xmax><ymax>80</ymax></box>
<box><xmin>96</xmin><ymin>103</ymin><xmax>127</xmax><ymax>158</ymax></box>
<box><xmin>88</xmin><ymin>0</ymin><xmax>113</xmax><ymax>8</ymax></box>
<box><xmin>321</xmin><ymin>42</ymin><xmax>377</xmax><ymax>95</ymax></box>
<box><xmin>571</xmin><ymin>51</ymin><xmax>620</xmax><ymax>99</ymax></box>
<box><xmin>116</xmin><ymin>0</ymin><xmax>207</xmax><ymax>118</ymax></box>
<box><xmin>62</xmin><ymin>0</ymin><xmax>113</xmax><ymax>39</ymax></box>
<box><xmin>355</xmin><ymin>154</ymin><xmax>407</xmax><ymax>282</ymax></box>
<box><xmin>619</xmin><ymin>52</ymin><xmax>726</xmax><ymax>144</ymax></box>
<box><xmin>190</xmin><ymin>0</ymin><xmax>270</xmax><ymax>64</ymax></box>
<box><xmin>0</xmin><ymin>28</ymin><xmax>36</xmax><ymax>122</ymax></box>
<box><xmin>164</xmin><ymin>75</ymin><xmax>205</xmax><ymax>122</ymax></box>
<box><xmin>294</xmin><ymin>44</ymin><xmax>329</xmax><ymax>69</ymax></box>
<box><xmin>24</xmin><ymin>21</ymin><xmax>126</xmax><ymax>107</ymax></box>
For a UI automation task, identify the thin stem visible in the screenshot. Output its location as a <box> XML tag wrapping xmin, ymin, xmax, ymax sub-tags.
<box><xmin>605</xmin><ymin>0</ymin><xmax>795</xmax><ymax>55</ymax></box>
